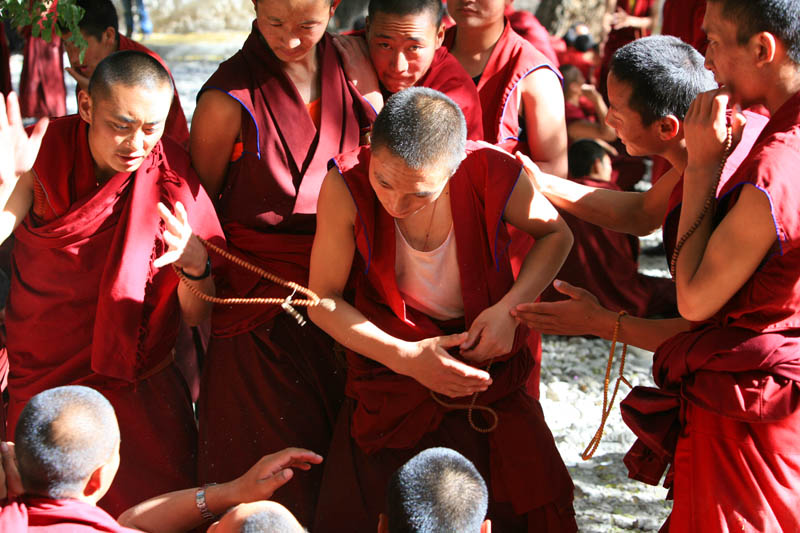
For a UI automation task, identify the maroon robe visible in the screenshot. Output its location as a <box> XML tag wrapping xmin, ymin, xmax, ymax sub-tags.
<box><xmin>313</xmin><ymin>143</ymin><xmax>576</xmax><ymax>533</ymax></box>
<box><xmin>0</xmin><ymin>498</ymin><xmax>140</xmax><ymax>532</ymax></box>
<box><xmin>195</xmin><ymin>25</ymin><xmax>375</xmax><ymax>528</ymax></box>
<box><xmin>504</xmin><ymin>6</ymin><xmax>559</xmax><ymax>67</ymax></box>
<box><xmin>541</xmin><ymin>177</ymin><xmax>676</xmax><ymax>317</ymax></box>
<box><xmin>4</xmin><ymin>115</ymin><xmax>224</xmax><ymax>517</ymax></box>
<box><xmin>19</xmin><ymin>32</ymin><xmax>66</xmax><ymax>118</ymax></box>
<box><xmin>117</xmin><ymin>35</ymin><xmax>189</xmax><ymax>148</ymax></box>
<box><xmin>622</xmin><ymin>92</ymin><xmax>800</xmax><ymax>531</ymax></box>
<box><xmin>661</xmin><ymin>0</ymin><xmax>707</xmax><ymax>54</ymax></box>
<box><xmin>0</xmin><ymin>24</ymin><xmax>11</xmax><ymax>96</ymax></box>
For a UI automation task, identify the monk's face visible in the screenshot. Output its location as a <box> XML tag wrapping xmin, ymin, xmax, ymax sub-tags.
<box><xmin>63</xmin><ymin>28</ymin><xmax>117</xmax><ymax>80</ymax></box>
<box><xmin>447</xmin><ymin>0</ymin><xmax>511</xmax><ymax>28</ymax></box>
<box><xmin>79</xmin><ymin>82</ymin><xmax>172</xmax><ymax>182</ymax></box>
<box><xmin>369</xmin><ymin>147</ymin><xmax>452</xmax><ymax>219</ymax></box>
<box><xmin>605</xmin><ymin>73</ymin><xmax>663</xmax><ymax>157</ymax></box>
<box><xmin>366</xmin><ymin>10</ymin><xmax>445</xmax><ymax>93</ymax></box>
<box><xmin>254</xmin><ymin>0</ymin><xmax>336</xmax><ymax>63</ymax></box>
<box><xmin>702</xmin><ymin>2</ymin><xmax>759</xmax><ymax>107</ymax></box>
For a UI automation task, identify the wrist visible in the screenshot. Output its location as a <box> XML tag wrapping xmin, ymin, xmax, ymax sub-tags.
<box><xmin>181</xmin><ymin>257</ymin><xmax>211</xmax><ymax>280</ymax></box>
<box><xmin>203</xmin><ymin>481</ymin><xmax>239</xmax><ymax>516</ymax></box>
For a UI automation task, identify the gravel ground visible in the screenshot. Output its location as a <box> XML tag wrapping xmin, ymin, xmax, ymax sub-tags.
<box><xmin>10</xmin><ymin>37</ymin><xmax>673</xmax><ymax>530</ymax></box>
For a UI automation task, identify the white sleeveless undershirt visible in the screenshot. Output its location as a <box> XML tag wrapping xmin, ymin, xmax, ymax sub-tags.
<box><xmin>394</xmin><ymin>221</ymin><xmax>465</xmax><ymax>320</ymax></box>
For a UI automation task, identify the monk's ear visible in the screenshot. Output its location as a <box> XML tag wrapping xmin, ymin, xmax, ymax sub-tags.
<box><xmin>657</xmin><ymin>115</ymin><xmax>680</xmax><ymax>142</ymax></box>
<box><xmin>434</xmin><ymin>21</ymin><xmax>445</xmax><ymax>48</ymax></box>
<box><xmin>751</xmin><ymin>31</ymin><xmax>777</xmax><ymax>67</ymax></box>
<box><xmin>481</xmin><ymin>519</ymin><xmax>492</xmax><ymax>533</ymax></box>
<box><xmin>82</xmin><ymin>465</ymin><xmax>104</xmax><ymax>500</ymax></box>
<box><xmin>101</xmin><ymin>26</ymin><xmax>116</xmax><ymax>49</ymax></box>
<box><xmin>78</xmin><ymin>90</ymin><xmax>93</xmax><ymax>124</ymax></box>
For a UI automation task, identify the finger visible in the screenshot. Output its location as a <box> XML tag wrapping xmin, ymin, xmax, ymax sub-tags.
<box><xmin>162</xmin><ymin>229</ymin><xmax>183</xmax><ymax>249</ymax></box>
<box><xmin>255</xmin><ymin>468</ymin><xmax>295</xmax><ymax>498</ymax></box>
<box><xmin>28</xmin><ymin>117</ymin><xmax>50</xmax><ymax>152</ymax></box>
<box><xmin>711</xmin><ymin>91</ymin><xmax>729</xmax><ymax>129</ymax></box>
<box><xmin>1</xmin><ymin>442</ymin><xmax>22</xmax><ymax>498</ymax></box>
<box><xmin>153</xmin><ymin>250</ymin><xmax>181</xmax><ymax>268</ymax></box>
<box><xmin>270</xmin><ymin>448</ymin><xmax>324</xmax><ymax>469</ymax></box>
<box><xmin>460</xmin><ymin>323</ymin><xmax>482</xmax><ymax>350</ymax></box>
<box><xmin>6</xmin><ymin>92</ymin><xmax>22</xmax><ymax>130</ymax></box>
<box><xmin>157</xmin><ymin>202</ymin><xmax>182</xmax><ymax>232</ymax></box>
<box><xmin>731</xmin><ymin>106</ymin><xmax>747</xmax><ymax>145</ymax></box>
<box><xmin>0</xmin><ymin>93</ymin><xmax>8</xmax><ymax>130</ymax></box>
<box><xmin>435</xmin><ymin>331</ymin><xmax>469</xmax><ymax>349</ymax></box>
<box><xmin>552</xmin><ymin>279</ymin><xmax>586</xmax><ymax>299</ymax></box>
<box><xmin>440</xmin><ymin>353</ymin><xmax>492</xmax><ymax>382</ymax></box>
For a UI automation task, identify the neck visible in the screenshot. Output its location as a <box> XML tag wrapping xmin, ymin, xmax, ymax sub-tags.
<box><xmin>764</xmin><ymin>66</ymin><xmax>800</xmax><ymax>115</ymax></box>
<box><xmin>451</xmin><ymin>19</ymin><xmax>505</xmax><ymax>76</ymax></box>
<box><xmin>662</xmin><ymin>139</ymin><xmax>689</xmax><ymax>175</ymax></box>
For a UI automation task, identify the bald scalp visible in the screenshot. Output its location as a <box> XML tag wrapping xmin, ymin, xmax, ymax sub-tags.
<box><xmin>371</xmin><ymin>87</ymin><xmax>466</xmax><ymax>177</ymax></box>
<box><xmin>367</xmin><ymin>0</ymin><xmax>445</xmax><ymax>27</ymax></box>
<box><xmin>15</xmin><ymin>386</ymin><xmax>120</xmax><ymax>499</ymax></box>
<box><xmin>88</xmin><ymin>50</ymin><xmax>174</xmax><ymax>103</ymax></box>
<box><xmin>707</xmin><ymin>0</ymin><xmax>800</xmax><ymax>64</ymax></box>
<box><xmin>240</xmin><ymin>502</ymin><xmax>307</xmax><ymax>533</ymax></box>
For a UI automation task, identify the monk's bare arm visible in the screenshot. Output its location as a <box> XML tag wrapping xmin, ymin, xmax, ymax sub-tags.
<box><xmin>461</xmin><ymin>161</ymin><xmax>573</xmax><ymax>360</ymax></box>
<box><xmin>518</xmin><ymin>152</ymin><xmax>681</xmax><ymax>236</ymax></box>
<box><xmin>118</xmin><ymin>448</ymin><xmax>322</xmax><ymax>533</ymax></box>
<box><xmin>189</xmin><ymin>89</ymin><xmax>241</xmax><ymax>200</ymax></box>
<box><xmin>512</xmin><ymin>280</ymin><xmax>689</xmax><ymax>351</ymax></box>
<box><xmin>676</xmin><ymin>89</ymin><xmax>776</xmax><ymax>321</ymax></box>
<box><xmin>309</xmin><ymin>168</ymin><xmax>492</xmax><ymax>397</ymax></box>
<box><xmin>520</xmin><ymin>68</ymin><xmax>568</xmax><ymax>178</ymax></box>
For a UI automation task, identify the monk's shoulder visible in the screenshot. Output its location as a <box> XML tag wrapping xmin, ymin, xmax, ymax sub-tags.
<box><xmin>459</xmin><ymin>142</ymin><xmax>521</xmax><ymax>188</ymax></box>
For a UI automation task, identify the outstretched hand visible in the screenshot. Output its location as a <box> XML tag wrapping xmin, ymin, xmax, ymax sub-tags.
<box><xmin>154</xmin><ymin>201</ymin><xmax>208</xmax><ymax>275</ymax></box>
<box><xmin>0</xmin><ymin>92</ymin><xmax>48</xmax><ymax>188</ymax></box>
<box><xmin>511</xmin><ymin>280</ymin><xmax>606</xmax><ymax>337</ymax></box>
<box><xmin>228</xmin><ymin>448</ymin><xmax>324</xmax><ymax>504</ymax></box>
<box><xmin>399</xmin><ymin>332</ymin><xmax>492</xmax><ymax>398</ymax></box>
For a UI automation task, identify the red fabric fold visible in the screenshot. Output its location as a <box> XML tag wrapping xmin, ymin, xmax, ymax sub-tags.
<box><xmin>1</xmin><ymin>497</ymin><xmax>139</xmax><ymax>532</ymax></box>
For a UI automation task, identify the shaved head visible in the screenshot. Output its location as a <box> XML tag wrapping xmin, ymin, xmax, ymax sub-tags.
<box><xmin>368</xmin><ymin>0</ymin><xmax>445</xmax><ymax>27</ymax></box>
<box><xmin>708</xmin><ymin>0</ymin><xmax>800</xmax><ymax>64</ymax></box>
<box><xmin>88</xmin><ymin>50</ymin><xmax>173</xmax><ymax>103</ymax></box>
<box><xmin>209</xmin><ymin>501</ymin><xmax>308</xmax><ymax>533</ymax></box>
<box><xmin>15</xmin><ymin>386</ymin><xmax>120</xmax><ymax>499</ymax></box>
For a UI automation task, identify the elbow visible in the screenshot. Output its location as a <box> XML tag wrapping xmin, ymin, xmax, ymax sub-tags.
<box><xmin>676</xmin><ymin>294</ymin><xmax>715</xmax><ymax>323</ymax></box>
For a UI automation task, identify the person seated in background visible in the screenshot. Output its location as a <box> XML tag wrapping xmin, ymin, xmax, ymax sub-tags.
<box><xmin>60</xmin><ymin>0</ymin><xmax>189</xmax><ymax>146</ymax></box>
<box><xmin>556</xmin><ymin>23</ymin><xmax>599</xmax><ymax>83</ymax></box>
<box><xmin>539</xmin><ymin>139</ymin><xmax>677</xmax><ymax>318</ymax></box>
<box><xmin>333</xmin><ymin>0</ymin><xmax>484</xmax><ymax>139</ymax></box>
<box><xmin>0</xmin><ymin>385</ymin><xmax>319</xmax><ymax>532</ymax></box>
<box><xmin>379</xmin><ymin>447</ymin><xmax>491</xmax><ymax>533</ymax></box>
<box><xmin>561</xmin><ymin>64</ymin><xmax>617</xmax><ymax>144</ymax></box>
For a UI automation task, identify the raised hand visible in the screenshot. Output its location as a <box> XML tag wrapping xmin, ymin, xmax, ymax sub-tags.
<box><xmin>153</xmin><ymin>201</ymin><xmax>208</xmax><ymax>276</ymax></box>
<box><xmin>0</xmin><ymin>92</ymin><xmax>48</xmax><ymax>189</ymax></box>
<box><xmin>398</xmin><ymin>332</ymin><xmax>493</xmax><ymax>398</ymax></box>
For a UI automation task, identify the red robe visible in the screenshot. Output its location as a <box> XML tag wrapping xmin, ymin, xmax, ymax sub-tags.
<box><xmin>0</xmin><ymin>24</ymin><xmax>11</xmax><ymax>96</ymax></box>
<box><xmin>117</xmin><ymin>35</ymin><xmax>189</xmax><ymax>148</ymax></box>
<box><xmin>444</xmin><ymin>21</ymin><xmax>559</xmax><ymax>398</ymax></box>
<box><xmin>19</xmin><ymin>32</ymin><xmax>66</xmax><ymax>118</ymax></box>
<box><xmin>0</xmin><ymin>498</ymin><xmax>140</xmax><ymax>532</ymax></box>
<box><xmin>541</xmin><ymin>177</ymin><xmax>676</xmax><ymax>317</ymax></box>
<box><xmin>195</xmin><ymin>25</ymin><xmax>375</xmax><ymax>528</ymax></box>
<box><xmin>313</xmin><ymin>144</ymin><xmax>576</xmax><ymax>533</ymax></box>
<box><xmin>661</xmin><ymin>0</ymin><xmax>707</xmax><ymax>54</ymax></box>
<box><xmin>622</xmin><ymin>92</ymin><xmax>800</xmax><ymax>532</ymax></box>
<box><xmin>4</xmin><ymin>114</ymin><xmax>224</xmax><ymax>517</ymax></box>
<box><xmin>503</xmin><ymin>6</ymin><xmax>560</xmax><ymax>67</ymax></box>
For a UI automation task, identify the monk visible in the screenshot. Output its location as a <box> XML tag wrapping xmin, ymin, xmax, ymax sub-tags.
<box><xmin>309</xmin><ymin>87</ymin><xmax>576</xmax><ymax>532</ymax></box>
<box><xmin>661</xmin><ymin>0</ymin><xmax>707</xmax><ymax>54</ymax></box>
<box><xmin>0</xmin><ymin>385</ymin><xmax>319</xmax><ymax>532</ymax></box>
<box><xmin>0</xmin><ymin>51</ymin><xmax>224</xmax><ymax>516</ymax></box>
<box><xmin>190</xmin><ymin>0</ymin><xmax>377</xmax><ymax>526</ymax></box>
<box><xmin>333</xmin><ymin>0</ymin><xmax>484</xmax><ymax>139</ymax></box>
<box><xmin>540</xmin><ymin>139</ymin><xmax>676</xmax><ymax>318</ymax></box>
<box><xmin>527</xmin><ymin>3</ymin><xmax>800</xmax><ymax>529</ymax></box>
<box><xmin>561</xmin><ymin>64</ymin><xmax>617</xmax><ymax>144</ymax></box>
<box><xmin>61</xmin><ymin>0</ymin><xmax>189</xmax><ymax>147</ymax></box>
<box><xmin>513</xmin><ymin>36</ymin><xmax>765</xmax><ymax>350</ymax></box>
